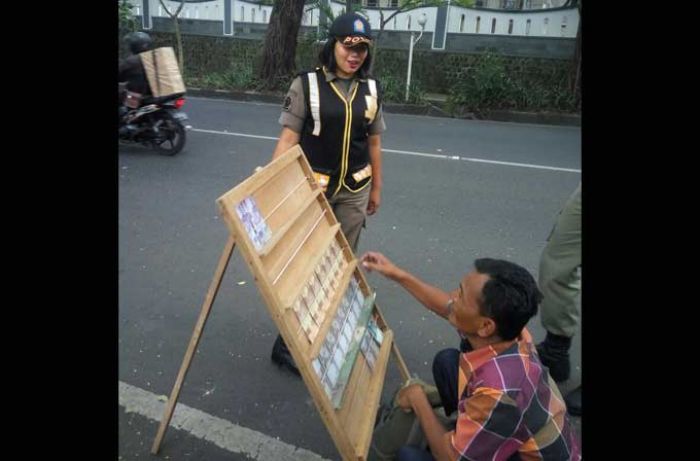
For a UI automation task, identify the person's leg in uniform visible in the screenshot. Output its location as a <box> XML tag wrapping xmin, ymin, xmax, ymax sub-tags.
<box><xmin>536</xmin><ymin>183</ymin><xmax>582</xmax><ymax>414</ymax></box>
<box><xmin>328</xmin><ymin>185</ymin><xmax>371</xmax><ymax>253</ymax></box>
<box><xmin>271</xmin><ymin>185</ymin><xmax>370</xmax><ymax>375</ymax></box>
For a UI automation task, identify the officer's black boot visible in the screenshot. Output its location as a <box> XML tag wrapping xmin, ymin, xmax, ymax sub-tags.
<box><xmin>535</xmin><ymin>332</ymin><xmax>572</xmax><ymax>383</ymax></box>
<box><xmin>564</xmin><ymin>385</ymin><xmax>582</xmax><ymax>416</ymax></box>
<box><xmin>271</xmin><ymin>334</ymin><xmax>300</xmax><ymax>377</ymax></box>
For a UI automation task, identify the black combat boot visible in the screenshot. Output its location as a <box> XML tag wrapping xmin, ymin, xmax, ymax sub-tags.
<box><xmin>535</xmin><ymin>332</ymin><xmax>572</xmax><ymax>383</ymax></box>
<box><xmin>271</xmin><ymin>334</ymin><xmax>300</xmax><ymax>377</ymax></box>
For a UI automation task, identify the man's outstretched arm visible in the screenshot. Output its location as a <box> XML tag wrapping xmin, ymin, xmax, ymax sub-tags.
<box><xmin>361</xmin><ymin>251</ymin><xmax>454</xmax><ymax>319</ymax></box>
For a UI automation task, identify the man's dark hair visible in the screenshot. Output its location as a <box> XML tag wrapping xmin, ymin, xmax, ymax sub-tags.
<box><xmin>473</xmin><ymin>258</ymin><xmax>542</xmax><ymax>341</ymax></box>
<box><xmin>318</xmin><ymin>38</ymin><xmax>373</xmax><ymax>79</ymax></box>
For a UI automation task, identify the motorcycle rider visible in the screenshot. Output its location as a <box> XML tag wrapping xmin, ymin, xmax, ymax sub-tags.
<box><xmin>119</xmin><ymin>31</ymin><xmax>154</xmax><ymax>136</ymax></box>
<box><xmin>118</xmin><ymin>31</ymin><xmax>188</xmax><ymax>154</ymax></box>
<box><xmin>119</xmin><ymin>31</ymin><xmax>153</xmax><ymax>98</ymax></box>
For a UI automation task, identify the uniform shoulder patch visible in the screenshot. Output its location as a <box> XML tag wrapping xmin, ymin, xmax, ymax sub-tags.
<box><xmin>282</xmin><ymin>95</ymin><xmax>292</xmax><ymax>111</ymax></box>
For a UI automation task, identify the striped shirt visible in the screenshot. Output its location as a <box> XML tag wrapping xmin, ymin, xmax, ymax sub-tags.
<box><xmin>450</xmin><ymin>328</ymin><xmax>581</xmax><ymax>460</ymax></box>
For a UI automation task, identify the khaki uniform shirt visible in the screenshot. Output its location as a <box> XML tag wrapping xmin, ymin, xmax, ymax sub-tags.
<box><xmin>278</xmin><ymin>70</ymin><xmax>386</xmax><ymax>135</ymax></box>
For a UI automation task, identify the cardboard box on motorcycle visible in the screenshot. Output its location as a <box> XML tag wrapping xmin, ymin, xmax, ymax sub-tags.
<box><xmin>139</xmin><ymin>47</ymin><xmax>186</xmax><ymax>98</ymax></box>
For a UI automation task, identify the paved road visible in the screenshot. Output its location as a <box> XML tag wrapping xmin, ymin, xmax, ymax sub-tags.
<box><xmin>119</xmin><ymin>97</ymin><xmax>581</xmax><ymax>460</ymax></box>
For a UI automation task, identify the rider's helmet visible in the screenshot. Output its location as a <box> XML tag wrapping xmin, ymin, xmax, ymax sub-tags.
<box><xmin>126</xmin><ymin>31</ymin><xmax>153</xmax><ymax>54</ymax></box>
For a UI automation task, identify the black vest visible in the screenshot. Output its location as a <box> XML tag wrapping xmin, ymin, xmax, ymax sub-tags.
<box><xmin>300</xmin><ymin>67</ymin><xmax>379</xmax><ymax>198</ymax></box>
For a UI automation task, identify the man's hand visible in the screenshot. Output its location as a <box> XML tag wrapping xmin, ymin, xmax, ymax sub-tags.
<box><xmin>367</xmin><ymin>187</ymin><xmax>381</xmax><ymax>215</ymax></box>
<box><xmin>361</xmin><ymin>251</ymin><xmax>403</xmax><ymax>281</ymax></box>
<box><xmin>397</xmin><ymin>383</ymin><xmax>424</xmax><ymax>412</ymax></box>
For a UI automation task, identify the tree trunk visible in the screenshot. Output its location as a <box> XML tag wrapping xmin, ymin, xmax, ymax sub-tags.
<box><xmin>159</xmin><ymin>0</ymin><xmax>186</xmax><ymax>77</ymax></box>
<box><xmin>259</xmin><ymin>0</ymin><xmax>306</xmax><ymax>90</ymax></box>
<box><xmin>173</xmin><ymin>17</ymin><xmax>184</xmax><ymax>76</ymax></box>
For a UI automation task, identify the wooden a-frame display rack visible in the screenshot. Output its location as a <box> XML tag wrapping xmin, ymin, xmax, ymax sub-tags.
<box><xmin>151</xmin><ymin>146</ymin><xmax>410</xmax><ymax>461</ymax></box>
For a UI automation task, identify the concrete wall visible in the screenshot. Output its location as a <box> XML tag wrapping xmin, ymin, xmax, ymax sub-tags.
<box><xmin>132</xmin><ymin>0</ymin><xmax>577</xmax><ymax>58</ymax></box>
<box><xmin>134</xmin><ymin>0</ymin><xmax>578</xmax><ymax>37</ymax></box>
<box><xmin>144</xmin><ymin>18</ymin><xmax>574</xmax><ymax>59</ymax></box>
<box><xmin>447</xmin><ymin>5</ymin><xmax>578</xmax><ymax>37</ymax></box>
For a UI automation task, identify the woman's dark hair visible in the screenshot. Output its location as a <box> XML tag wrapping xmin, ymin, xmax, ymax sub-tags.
<box><xmin>318</xmin><ymin>37</ymin><xmax>373</xmax><ymax>79</ymax></box>
<box><xmin>473</xmin><ymin>258</ymin><xmax>543</xmax><ymax>341</ymax></box>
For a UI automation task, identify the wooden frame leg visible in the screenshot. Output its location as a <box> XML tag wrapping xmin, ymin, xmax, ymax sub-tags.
<box><xmin>151</xmin><ymin>236</ymin><xmax>237</xmax><ymax>454</ymax></box>
<box><xmin>391</xmin><ymin>342</ymin><xmax>410</xmax><ymax>382</ymax></box>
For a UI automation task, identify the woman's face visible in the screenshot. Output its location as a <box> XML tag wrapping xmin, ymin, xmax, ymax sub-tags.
<box><xmin>333</xmin><ymin>40</ymin><xmax>369</xmax><ymax>78</ymax></box>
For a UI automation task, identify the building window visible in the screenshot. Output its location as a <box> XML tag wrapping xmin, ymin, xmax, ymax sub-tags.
<box><xmin>407</xmin><ymin>15</ymin><xmax>411</xmax><ymax>30</ymax></box>
<box><xmin>391</xmin><ymin>0</ymin><xmax>399</xmax><ymax>6</ymax></box>
<box><xmin>543</xmin><ymin>17</ymin><xmax>549</xmax><ymax>35</ymax></box>
<box><xmin>476</xmin><ymin>16</ymin><xmax>481</xmax><ymax>33</ymax></box>
<box><xmin>252</xmin><ymin>9</ymin><xmax>256</xmax><ymax>22</ymax></box>
<box><xmin>460</xmin><ymin>14</ymin><xmax>465</xmax><ymax>33</ymax></box>
<box><xmin>525</xmin><ymin>18</ymin><xmax>531</xmax><ymax>35</ymax></box>
<box><xmin>491</xmin><ymin>18</ymin><xmax>496</xmax><ymax>34</ymax></box>
<box><xmin>393</xmin><ymin>17</ymin><xmax>397</xmax><ymax>29</ymax></box>
<box><xmin>508</xmin><ymin>18</ymin><xmax>513</xmax><ymax>34</ymax></box>
<box><xmin>241</xmin><ymin>6</ymin><xmax>244</xmax><ymax>22</ymax></box>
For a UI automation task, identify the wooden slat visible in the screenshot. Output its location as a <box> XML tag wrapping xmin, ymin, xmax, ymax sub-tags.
<box><xmin>207</xmin><ymin>146</ymin><xmax>409</xmax><ymax>461</ymax></box>
<box><xmin>308</xmin><ymin>258</ymin><xmax>358</xmax><ymax>359</ymax></box>
<box><xmin>278</xmin><ymin>223</ymin><xmax>342</xmax><ymax>308</ymax></box>
<box><xmin>256</xmin><ymin>160</ymin><xmax>313</xmax><ymax>231</ymax></box>
<box><xmin>337</xmin><ymin>348</ymin><xmax>370</xmax><ymax>437</ymax></box>
<box><xmin>354</xmin><ymin>329</ymin><xmax>394</xmax><ymax>460</ymax></box>
<box><xmin>263</xmin><ymin>199</ymin><xmax>324</xmax><ymax>284</ymax></box>
<box><xmin>217</xmin><ymin>149</ymin><xmax>357</xmax><ymax>459</ymax></box>
<box><xmin>217</xmin><ymin>145</ymin><xmax>303</xmax><ymax>207</ymax></box>
<box><xmin>258</xmin><ymin>189</ymin><xmax>322</xmax><ymax>257</ymax></box>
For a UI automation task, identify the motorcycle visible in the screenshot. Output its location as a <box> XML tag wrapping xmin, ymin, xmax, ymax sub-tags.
<box><xmin>118</xmin><ymin>83</ymin><xmax>190</xmax><ymax>156</ymax></box>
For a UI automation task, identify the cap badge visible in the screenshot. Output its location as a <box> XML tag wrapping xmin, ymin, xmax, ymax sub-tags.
<box><xmin>353</xmin><ymin>19</ymin><xmax>365</xmax><ymax>33</ymax></box>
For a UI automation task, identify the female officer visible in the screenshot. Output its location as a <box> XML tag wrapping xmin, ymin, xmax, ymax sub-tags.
<box><xmin>269</xmin><ymin>12</ymin><xmax>386</xmax><ymax>375</ymax></box>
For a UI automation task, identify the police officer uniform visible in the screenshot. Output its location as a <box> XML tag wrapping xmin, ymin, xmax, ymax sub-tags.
<box><xmin>270</xmin><ymin>13</ymin><xmax>386</xmax><ymax>376</ymax></box>
<box><xmin>277</xmin><ymin>15</ymin><xmax>385</xmax><ymax>252</ymax></box>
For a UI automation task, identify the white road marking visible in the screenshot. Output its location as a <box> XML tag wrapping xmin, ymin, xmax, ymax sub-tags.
<box><xmin>187</xmin><ymin>96</ymin><xmax>581</xmax><ymax>129</ymax></box>
<box><xmin>119</xmin><ymin>381</ymin><xmax>331</xmax><ymax>461</ymax></box>
<box><xmin>189</xmin><ymin>128</ymin><xmax>580</xmax><ymax>174</ymax></box>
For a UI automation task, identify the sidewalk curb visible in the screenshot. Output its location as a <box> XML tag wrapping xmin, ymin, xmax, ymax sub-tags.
<box><xmin>186</xmin><ymin>88</ymin><xmax>580</xmax><ymax>127</ymax></box>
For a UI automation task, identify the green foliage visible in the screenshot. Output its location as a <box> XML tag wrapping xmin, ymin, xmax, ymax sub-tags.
<box><xmin>447</xmin><ymin>52</ymin><xmax>576</xmax><ymax>114</ymax></box>
<box><xmin>374</xmin><ymin>73</ymin><xmax>425</xmax><ymax>104</ymax></box>
<box><xmin>197</xmin><ymin>60</ymin><xmax>259</xmax><ymax>91</ymax></box>
<box><xmin>448</xmin><ymin>53</ymin><xmax>514</xmax><ymax>111</ymax></box>
<box><xmin>119</xmin><ymin>0</ymin><xmax>138</xmax><ymax>32</ymax></box>
<box><xmin>149</xmin><ymin>31</ymin><xmax>577</xmax><ymax>113</ymax></box>
<box><xmin>451</xmin><ymin>0</ymin><xmax>475</xmax><ymax>7</ymax></box>
<box><xmin>118</xmin><ymin>1</ymin><xmax>139</xmax><ymax>58</ymax></box>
